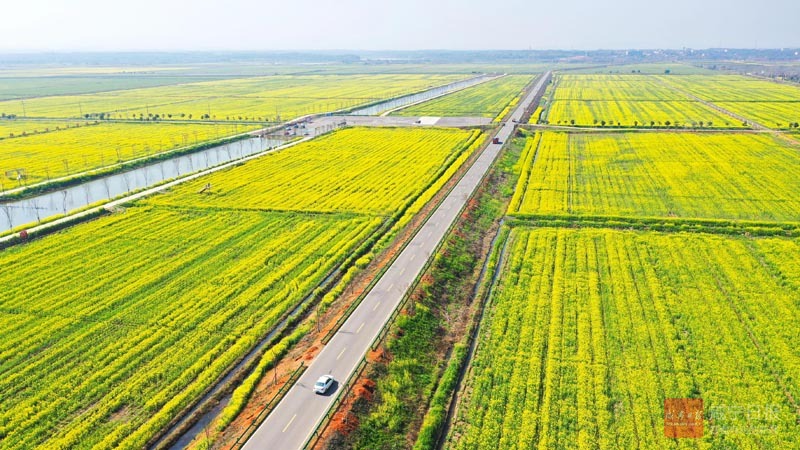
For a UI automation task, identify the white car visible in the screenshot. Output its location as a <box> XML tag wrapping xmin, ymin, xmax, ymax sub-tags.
<box><xmin>314</xmin><ymin>375</ymin><xmax>334</xmax><ymax>394</ymax></box>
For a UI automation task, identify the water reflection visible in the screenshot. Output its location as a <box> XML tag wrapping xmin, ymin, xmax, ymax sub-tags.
<box><xmin>1</xmin><ymin>137</ymin><xmax>285</xmax><ymax>232</ymax></box>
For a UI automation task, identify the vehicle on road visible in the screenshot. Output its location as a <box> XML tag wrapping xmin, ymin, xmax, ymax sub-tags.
<box><xmin>492</xmin><ymin>137</ymin><xmax>502</xmax><ymax>144</ymax></box>
<box><xmin>314</xmin><ymin>375</ymin><xmax>334</xmax><ymax>394</ymax></box>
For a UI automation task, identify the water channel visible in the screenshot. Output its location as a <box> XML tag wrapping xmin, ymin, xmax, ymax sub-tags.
<box><xmin>0</xmin><ymin>137</ymin><xmax>286</xmax><ymax>233</ymax></box>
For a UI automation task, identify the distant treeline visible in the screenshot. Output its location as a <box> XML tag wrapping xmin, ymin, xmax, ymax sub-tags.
<box><xmin>1</xmin><ymin>48</ymin><xmax>798</xmax><ymax>67</ymax></box>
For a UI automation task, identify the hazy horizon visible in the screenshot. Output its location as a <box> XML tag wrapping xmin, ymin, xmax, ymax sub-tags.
<box><xmin>4</xmin><ymin>0</ymin><xmax>800</xmax><ymax>53</ymax></box>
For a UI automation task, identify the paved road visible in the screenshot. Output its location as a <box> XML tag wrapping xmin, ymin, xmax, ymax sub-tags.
<box><xmin>242</xmin><ymin>72</ymin><xmax>551</xmax><ymax>450</ymax></box>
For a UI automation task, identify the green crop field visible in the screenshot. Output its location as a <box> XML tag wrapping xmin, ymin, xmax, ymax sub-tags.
<box><xmin>392</xmin><ymin>75</ymin><xmax>531</xmax><ymax>118</ymax></box>
<box><xmin>448</xmin><ymin>227</ymin><xmax>800</xmax><ymax>449</ymax></box>
<box><xmin>509</xmin><ymin>132</ymin><xmax>800</xmax><ymax>221</ymax></box>
<box><xmin>0</xmin><ymin>126</ymin><xmax>483</xmax><ymax>448</ymax></box>
<box><xmin>0</xmin><ymin>74</ymin><xmax>468</xmax><ymax>122</ymax></box>
<box><xmin>0</xmin><ymin>76</ymin><xmax>221</xmax><ymax>101</ymax></box>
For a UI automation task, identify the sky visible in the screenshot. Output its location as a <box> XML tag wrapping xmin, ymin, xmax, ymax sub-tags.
<box><xmin>3</xmin><ymin>0</ymin><xmax>799</xmax><ymax>52</ymax></box>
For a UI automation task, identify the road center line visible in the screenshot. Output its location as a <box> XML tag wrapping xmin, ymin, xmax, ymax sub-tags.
<box><xmin>337</xmin><ymin>348</ymin><xmax>347</xmax><ymax>360</ymax></box>
<box><xmin>356</xmin><ymin>322</ymin><xmax>365</xmax><ymax>333</ymax></box>
<box><xmin>388</xmin><ymin>283</ymin><xmax>394</xmax><ymax>291</ymax></box>
<box><xmin>373</xmin><ymin>301</ymin><xmax>381</xmax><ymax>311</ymax></box>
<box><xmin>282</xmin><ymin>414</ymin><xmax>297</xmax><ymax>433</ymax></box>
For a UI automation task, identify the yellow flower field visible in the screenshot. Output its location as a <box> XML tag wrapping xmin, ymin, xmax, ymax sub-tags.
<box><xmin>658</xmin><ymin>75</ymin><xmax>800</xmax><ymax>102</ymax></box>
<box><xmin>511</xmin><ymin>132</ymin><xmax>800</xmax><ymax>221</ymax></box>
<box><xmin>0</xmin><ymin>74</ymin><xmax>468</xmax><ymax>122</ymax></box>
<box><xmin>147</xmin><ymin>127</ymin><xmax>482</xmax><ymax>215</ymax></box>
<box><xmin>545</xmin><ymin>99</ymin><xmax>741</xmax><ymax>127</ymax></box>
<box><xmin>0</xmin><ymin>122</ymin><xmax>255</xmax><ymax>184</ymax></box>
<box><xmin>449</xmin><ymin>227</ymin><xmax>800</xmax><ymax>449</ymax></box>
<box><xmin>393</xmin><ymin>75</ymin><xmax>532</xmax><ymax>118</ymax></box>
<box><xmin>657</xmin><ymin>75</ymin><xmax>800</xmax><ymax>128</ymax></box>
<box><xmin>544</xmin><ymin>74</ymin><xmax>744</xmax><ymax>127</ymax></box>
<box><xmin>0</xmin><ymin>126</ymin><xmax>484</xmax><ymax>448</ymax></box>
<box><xmin>553</xmin><ymin>74</ymin><xmax>686</xmax><ymax>101</ymax></box>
